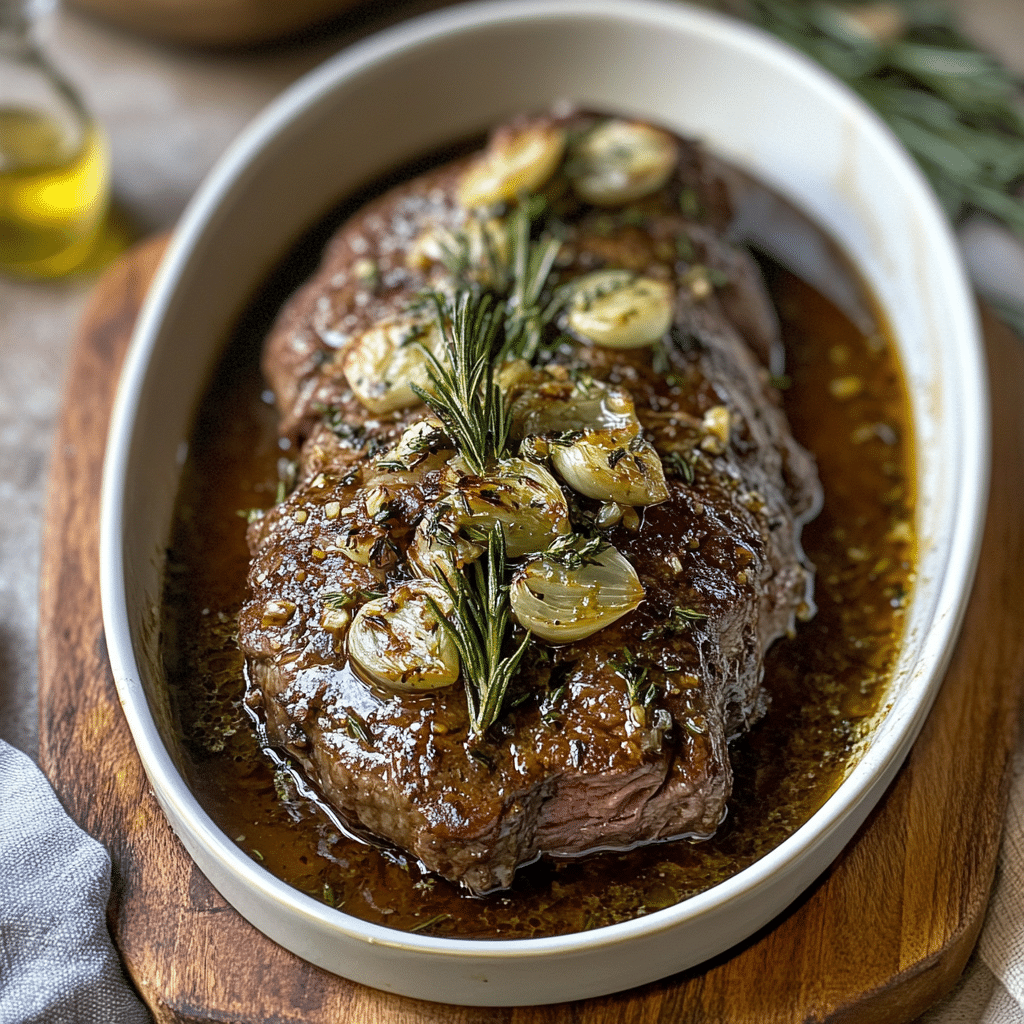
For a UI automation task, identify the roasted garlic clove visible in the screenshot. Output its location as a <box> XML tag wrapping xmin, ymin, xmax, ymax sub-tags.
<box><xmin>342</xmin><ymin>316</ymin><xmax>445</xmax><ymax>415</ymax></box>
<box><xmin>567</xmin><ymin>119</ymin><xmax>678</xmax><ymax>206</ymax></box>
<box><xmin>440</xmin><ymin>456</ymin><xmax>572</xmax><ymax>559</ymax></box>
<box><xmin>565</xmin><ymin>270</ymin><xmax>674</xmax><ymax>350</ymax></box>
<box><xmin>458</xmin><ymin>121</ymin><xmax>566</xmax><ymax>209</ymax></box>
<box><xmin>408</xmin><ymin>509</ymin><xmax>484</xmax><ymax>584</ymax></box>
<box><xmin>407</xmin><ymin>215</ymin><xmax>511</xmax><ymax>287</ymax></box>
<box><xmin>510</xmin><ymin>541</ymin><xmax>644</xmax><ymax>643</ymax></box>
<box><xmin>508</xmin><ymin>372</ymin><xmax>639</xmax><ymax>439</ymax></box>
<box><xmin>348</xmin><ymin>581</ymin><xmax>459</xmax><ymax>692</ymax></box>
<box><xmin>375</xmin><ymin>419</ymin><xmax>451</xmax><ymax>474</ymax></box>
<box><xmin>550</xmin><ymin>426</ymin><xmax>669</xmax><ymax>506</ymax></box>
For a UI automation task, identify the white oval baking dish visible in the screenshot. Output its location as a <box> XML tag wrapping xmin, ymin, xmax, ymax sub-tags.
<box><xmin>100</xmin><ymin>0</ymin><xmax>987</xmax><ymax>1006</ymax></box>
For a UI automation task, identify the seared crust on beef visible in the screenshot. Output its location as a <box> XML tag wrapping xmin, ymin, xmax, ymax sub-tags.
<box><xmin>239</xmin><ymin>111</ymin><xmax>820</xmax><ymax>894</ymax></box>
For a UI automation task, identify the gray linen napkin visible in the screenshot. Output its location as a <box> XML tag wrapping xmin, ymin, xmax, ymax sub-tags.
<box><xmin>977</xmin><ymin>743</ymin><xmax>1024</xmax><ymax>1021</ymax></box>
<box><xmin>0</xmin><ymin>739</ymin><xmax>150</xmax><ymax>1024</ymax></box>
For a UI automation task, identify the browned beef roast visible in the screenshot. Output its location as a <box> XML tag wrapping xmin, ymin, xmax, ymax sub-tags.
<box><xmin>238</xmin><ymin>111</ymin><xmax>821</xmax><ymax>894</ymax></box>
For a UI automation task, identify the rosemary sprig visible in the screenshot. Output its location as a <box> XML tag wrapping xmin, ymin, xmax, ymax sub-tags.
<box><xmin>428</xmin><ymin>525</ymin><xmax>531</xmax><ymax>746</ymax></box>
<box><xmin>438</xmin><ymin>204</ymin><xmax>564</xmax><ymax>361</ymax></box>
<box><xmin>412</xmin><ymin>290</ymin><xmax>510</xmax><ymax>475</ymax></box>
<box><xmin>412</xmin><ymin>206</ymin><xmax>565</xmax><ymax>474</ymax></box>
<box><xmin>501</xmin><ymin>208</ymin><xmax>564</xmax><ymax>361</ymax></box>
<box><xmin>718</xmin><ymin>0</ymin><xmax>1024</xmax><ymax>238</ymax></box>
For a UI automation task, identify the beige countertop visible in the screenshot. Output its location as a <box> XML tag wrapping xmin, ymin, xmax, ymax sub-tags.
<box><xmin>1</xmin><ymin>1</ymin><xmax>1022</xmax><ymax>1019</ymax></box>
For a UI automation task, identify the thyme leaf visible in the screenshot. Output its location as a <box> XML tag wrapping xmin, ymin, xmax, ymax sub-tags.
<box><xmin>641</xmin><ymin>605</ymin><xmax>707</xmax><ymax>640</ymax></box>
<box><xmin>321</xmin><ymin>589</ymin><xmax>385</xmax><ymax>610</ymax></box>
<box><xmin>610</xmin><ymin>647</ymin><xmax>657</xmax><ymax>708</ymax></box>
<box><xmin>539</xmin><ymin>532</ymin><xmax>610</xmax><ymax>571</ymax></box>
<box><xmin>663</xmin><ymin>449</ymin><xmax>697</xmax><ymax>484</ymax></box>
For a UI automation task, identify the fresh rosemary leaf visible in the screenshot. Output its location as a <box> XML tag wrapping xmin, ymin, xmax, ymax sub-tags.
<box><xmin>428</xmin><ymin>525</ymin><xmax>531</xmax><ymax>745</ymax></box>
<box><xmin>412</xmin><ymin>290</ymin><xmax>509</xmax><ymax>475</ymax></box>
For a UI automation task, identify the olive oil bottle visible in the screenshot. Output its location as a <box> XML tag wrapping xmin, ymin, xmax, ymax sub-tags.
<box><xmin>0</xmin><ymin>0</ymin><xmax>111</xmax><ymax>278</ymax></box>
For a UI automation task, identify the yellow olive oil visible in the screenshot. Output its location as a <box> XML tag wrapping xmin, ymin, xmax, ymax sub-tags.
<box><xmin>0</xmin><ymin>107</ymin><xmax>110</xmax><ymax>278</ymax></box>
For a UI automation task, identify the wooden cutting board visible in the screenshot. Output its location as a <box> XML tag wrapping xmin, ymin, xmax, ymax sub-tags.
<box><xmin>38</xmin><ymin>234</ymin><xmax>1024</xmax><ymax>1023</ymax></box>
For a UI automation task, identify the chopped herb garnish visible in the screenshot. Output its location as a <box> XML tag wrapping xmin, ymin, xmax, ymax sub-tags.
<box><xmin>663</xmin><ymin>449</ymin><xmax>697</xmax><ymax>484</ymax></box>
<box><xmin>675</xmin><ymin>232</ymin><xmax>696</xmax><ymax>262</ymax></box>
<box><xmin>539</xmin><ymin>532</ymin><xmax>610</xmax><ymax>571</ymax></box>
<box><xmin>641</xmin><ymin>605</ymin><xmax>707</xmax><ymax>640</ymax></box>
<box><xmin>321</xmin><ymin>588</ymin><xmax>385</xmax><ymax>609</ymax></box>
<box><xmin>611</xmin><ymin>647</ymin><xmax>657</xmax><ymax>708</ymax></box>
<box><xmin>678</xmin><ymin>187</ymin><xmax>702</xmax><ymax>219</ymax></box>
<box><xmin>343</xmin><ymin>710</ymin><xmax>373</xmax><ymax>745</ymax></box>
<box><xmin>540</xmin><ymin>683</ymin><xmax>568</xmax><ymax>726</ymax></box>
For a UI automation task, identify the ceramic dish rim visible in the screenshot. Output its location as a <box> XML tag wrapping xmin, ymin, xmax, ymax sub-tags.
<box><xmin>99</xmin><ymin>0</ymin><xmax>989</xmax><ymax>965</ymax></box>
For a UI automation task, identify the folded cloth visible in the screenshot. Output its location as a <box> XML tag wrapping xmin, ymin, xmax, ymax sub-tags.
<box><xmin>0</xmin><ymin>740</ymin><xmax>150</xmax><ymax>1024</ymax></box>
<box><xmin>979</xmin><ymin>741</ymin><xmax>1024</xmax><ymax>1018</ymax></box>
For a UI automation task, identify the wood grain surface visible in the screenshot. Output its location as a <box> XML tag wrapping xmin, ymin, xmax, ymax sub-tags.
<box><xmin>38</xmin><ymin>234</ymin><xmax>1024</xmax><ymax>1023</ymax></box>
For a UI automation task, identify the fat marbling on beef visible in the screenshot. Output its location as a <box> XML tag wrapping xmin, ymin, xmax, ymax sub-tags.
<box><xmin>238</xmin><ymin>111</ymin><xmax>821</xmax><ymax>895</ymax></box>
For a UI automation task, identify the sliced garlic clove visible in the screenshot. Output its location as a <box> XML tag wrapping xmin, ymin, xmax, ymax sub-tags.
<box><xmin>510</xmin><ymin>542</ymin><xmax>644</xmax><ymax>643</ymax></box>
<box><xmin>568</xmin><ymin>119</ymin><xmax>678</xmax><ymax>206</ymax></box>
<box><xmin>331</xmin><ymin>528</ymin><xmax>398</xmax><ymax>568</ymax></box>
<box><xmin>458</xmin><ymin>122</ymin><xmax>566</xmax><ymax>209</ymax></box>
<box><xmin>496</xmin><ymin>357</ymin><xmax>534</xmax><ymax>395</ymax></box>
<box><xmin>440</xmin><ymin>456</ymin><xmax>572</xmax><ymax>558</ymax></box>
<box><xmin>348</xmin><ymin>581</ymin><xmax>459</xmax><ymax>692</ymax></box>
<box><xmin>566</xmin><ymin>270</ymin><xmax>674</xmax><ymax>350</ymax></box>
<box><xmin>550</xmin><ymin>427</ymin><xmax>669</xmax><ymax>506</ymax></box>
<box><xmin>342</xmin><ymin>317</ymin><xmax>445</xmax><ymax>415</ymax></box>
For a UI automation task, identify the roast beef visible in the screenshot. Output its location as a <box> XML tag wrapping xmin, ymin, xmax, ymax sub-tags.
<box><xmin>238</xmin><ymin>110</ymin><xmax>820</xmax><ymax>894</ymax></box>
